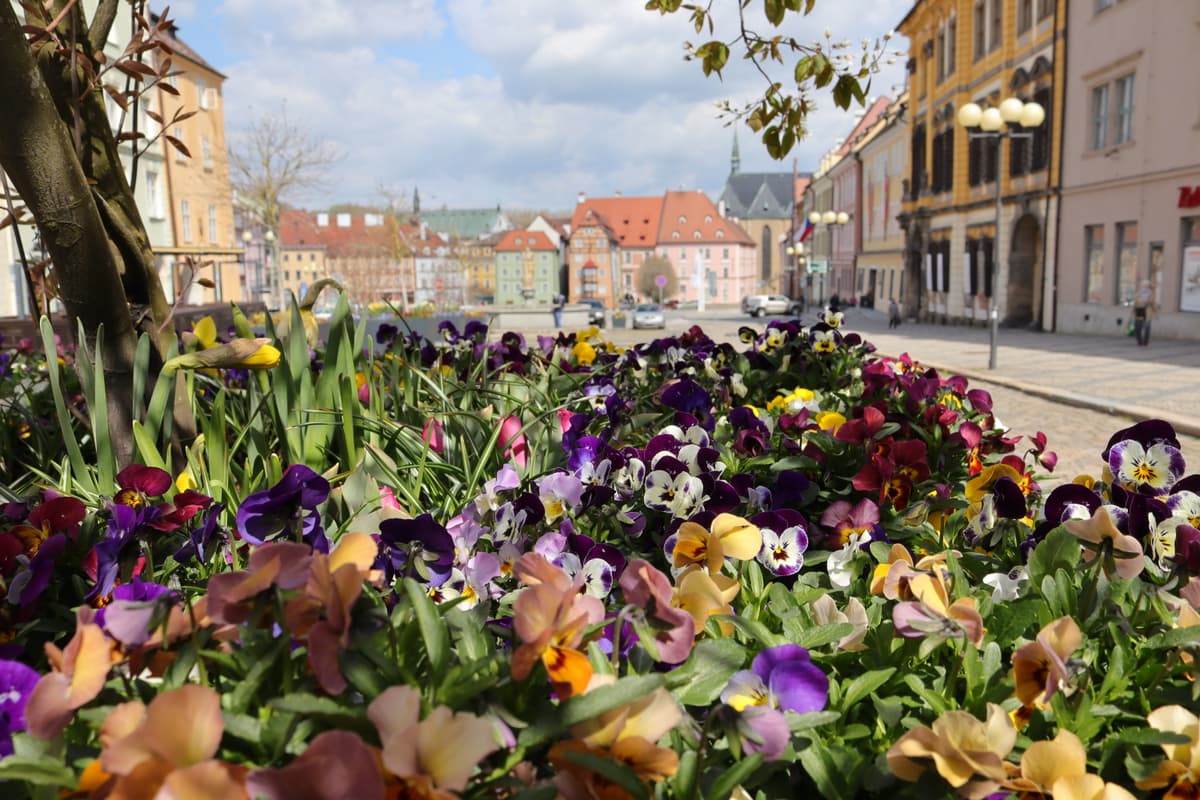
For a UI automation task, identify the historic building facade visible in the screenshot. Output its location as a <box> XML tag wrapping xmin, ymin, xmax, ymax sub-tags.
<box><xmin>854</xmin><ymin>95</ymin><xmax>909</xmax><ymax>312</ymax></box>
<box><xmin>1055</xmin><ymin>0</ymin><xmax>1200</xmax><ymax>340</ymax></box>
<box><xmin>897</xmin><ymin>0</ymin><xmax>1064</xmax><ymax>327</ymax></box>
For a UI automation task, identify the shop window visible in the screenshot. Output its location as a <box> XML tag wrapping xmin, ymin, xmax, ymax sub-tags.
<box><xmin>1084</xmin><ymin>225</ymin><xmax>1105</xmax><ymax>303</ymax></box>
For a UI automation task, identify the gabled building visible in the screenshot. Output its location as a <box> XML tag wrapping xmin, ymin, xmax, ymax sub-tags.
<box><xmin>153</xmin><ymin>15</ymin><xmax>240</xmax><ymax>304</ymax></box>
<box><xmin>494</xmin><ymin>230</ymin><xmax>560</xmax><ymax>305</ymax></box>
<box><xmin>567</xmin><ymin>193</ymin><xmax>663</xmax><ymax>305</ymax></box>
<box><xmin>657</xmin><ymin>190</ymin><xmax>756</xmax><ymax>305</ymax></box>
<box><xmin>458</xmin><ymin>233</ymin><xmax>501</xmax><ymax>303</ymax></box>
<box><xmin>897</xmin><ymin>0</ymin><xmax>1064</xmax><ymax>327</ymax></box>
<box><xmin>717</xmin><ymin>132</ymin><xmax>807</xmax><ymax>296</ymax></box>
<box><xmin>280</xmin><ymin>210</ymin><xmax>400</xmax><ymax>307</ymax></box>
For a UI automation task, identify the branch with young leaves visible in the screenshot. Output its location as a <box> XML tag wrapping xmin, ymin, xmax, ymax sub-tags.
<box><xmin>646</xmin><ymin>0</ymin><xmax>897</xmax><ymax>158</ymax></box>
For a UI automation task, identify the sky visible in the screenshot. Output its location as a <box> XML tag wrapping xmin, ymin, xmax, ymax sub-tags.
<box><xmin>169</xmin><ymin>0</ymin><xmax>911</xmax><ymax>213</ymax></box>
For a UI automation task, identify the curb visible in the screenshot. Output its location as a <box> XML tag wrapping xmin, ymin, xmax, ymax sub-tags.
<box><xmin>889</xmin><ymin>354</ymin><xmax>1200</xmax><ymax>439</ymax></box>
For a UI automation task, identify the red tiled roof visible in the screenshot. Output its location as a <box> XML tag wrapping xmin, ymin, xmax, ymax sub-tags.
<box><xmin>570</xmin><ymin>196</ymin><xmax>663</xmax><ymax>249</ymax></box>
<box><xmin>657</xmin><ymin>190</ymin><xmax>754</xmax><ymax>246</ymax></box>
<box><xmin>495</xmin><ymin>230</ymin><xmax>558</xmax><ymax>252</ymax></box>
<box><xmin>279</xmin><ymin>210</ymin><xmax>445</xmax><ymax>258</ymax></box>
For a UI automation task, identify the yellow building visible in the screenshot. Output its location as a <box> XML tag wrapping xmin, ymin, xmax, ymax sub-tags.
<box><xmin>897</xmin><ymin>0</ymin><xmax>1064</xmax><ymax>328</ymax></box>
<box><xmin>154</xmin><ymin>18</ymin><xmax>242</xmax><ymax>304</ymax></box>
<box><xmin>460</xmin><ymin>235</ymin><xmax>500</xmax><ymax>303</ymax></box>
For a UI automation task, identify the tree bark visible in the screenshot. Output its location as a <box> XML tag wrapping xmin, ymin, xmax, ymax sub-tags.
<box><xmin>0</xmin><ymin>3</ymin><xmax>137</xmax><ymax>467</ymax></box>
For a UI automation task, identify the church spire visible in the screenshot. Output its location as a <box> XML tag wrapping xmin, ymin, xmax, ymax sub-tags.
<box><xmin>412</xmin><ymin>186</ymin><xmax>421</xmax><ymax>218</ymax></box>
<box><xmin>730</xmin><ymin>129</ymin><xmax>741</xmax><ymax>176</ymax></box>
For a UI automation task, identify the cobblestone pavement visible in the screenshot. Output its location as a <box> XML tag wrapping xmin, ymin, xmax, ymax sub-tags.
<box><xmin>548</xmin><ymin>304</ymin><xmax>1200</xmax><ymax>488</ymax></box>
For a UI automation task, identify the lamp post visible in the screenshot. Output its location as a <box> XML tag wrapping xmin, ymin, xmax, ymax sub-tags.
<box><xmin>808</xmin><ymin>209</ymin><xmax>850</xmax><ymax>309</ymax></box>
<box><xmin>241</xmin><ymin>229</ymin><xmax>258</xmax><ymax>303</ymax></box>
<box><xmin>956</xmin><ymin>97</ymin><xmax>1045</xmax><ymax>370</ymax></box>
<box><xmin>263</xmin><ymin>229</ymin><xmax>281</xmax><ymax>311</ymax></box>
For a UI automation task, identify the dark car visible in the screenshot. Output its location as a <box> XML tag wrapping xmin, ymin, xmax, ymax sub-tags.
<box><xmin>580</xmin><ymin>298</ymin><xmax>606</xmax><ymax>326</ymax></box>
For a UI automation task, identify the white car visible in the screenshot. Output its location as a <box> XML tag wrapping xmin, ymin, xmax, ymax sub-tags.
<box><xmin>741</xmin><ymin>294</ymin><xmax>803</xmax><ymax>317</ymax></box>
<box><xmin>632</xmin><ymin>303</ymin><xmax>665</xmax><ymax>329</ymax></box>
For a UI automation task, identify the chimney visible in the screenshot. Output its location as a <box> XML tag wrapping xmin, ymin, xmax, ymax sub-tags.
<box><xmin>577</xmin><ymin>191</ymin><xmax>586</xmax><ymax>204</ymax></box>
<box><xmin>614</xmin><ymin>190</ymin><xmax>622</xmax><ymax>197</ymax></box>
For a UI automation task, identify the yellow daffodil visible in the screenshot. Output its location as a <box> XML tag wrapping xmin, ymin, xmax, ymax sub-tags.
<box><xmin>163</xmin><ymin>338</ymin><xmax>281</xmax><ymax>372</ymax></box>
<box><xmin>189</xmin><ymin>316</ymin><xmax>218</xmax><ymax>349</ymax></box>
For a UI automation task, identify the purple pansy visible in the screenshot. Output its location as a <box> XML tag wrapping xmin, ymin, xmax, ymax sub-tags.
<box><xmin>236</xmin><ymin>465</ymin><xmax>331</xmax><ymax>552</ymax></box>
<box><xmin>721</xmin><ymin>644</ymin><xmax>829</xmax><ymax>715</ymax></box>
<box><xmin>0</xmin><ymin>659</ymin><xmax>39</xmax><ymax>757</ymax></box>
<box><xmin>96</xmin><ymin>580</ymin><xmax>178</xmax><ymax>648</ymax></box>
<box><xmin>174</xmin><ymin>502</ymin><xmax>226</xmax><ymax>564</ymax></box>
<box><xmin>378</xmin><ymin>513</ymin><xmax>456</xmax><ymax>587</ymax></box>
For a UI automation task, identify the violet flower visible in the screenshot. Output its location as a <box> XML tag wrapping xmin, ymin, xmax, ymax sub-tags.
<box><xmin>0</xmin><ymin>659</ymin><xmax>39</xmax><ymax>757</ymax></box>
<box><xmin>378</xmin><ymin>513</ymin><xmax>456</xmax><ymax>587</ymax></box>
<box><xmin>721</xmin><ymin>644</ymin><xmax>830</xmax><ymax>715</ymax></box>
<box><xmin>236</xmin><ymin>464</ymin><xmax>331</xmax><ymax>552</ymax></box>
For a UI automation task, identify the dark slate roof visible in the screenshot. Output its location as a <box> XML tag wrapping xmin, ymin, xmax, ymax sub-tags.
<box><xmin>718</xmin><ymin>173</ymin><xmax>800</xmax><ymax>220</ymax></box>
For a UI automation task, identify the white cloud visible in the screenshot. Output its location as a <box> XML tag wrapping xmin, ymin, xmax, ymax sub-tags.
<box><xmin>212</xmin><ymin>0</ymin><xmax>910</xmax><ymax>210</ymax></box>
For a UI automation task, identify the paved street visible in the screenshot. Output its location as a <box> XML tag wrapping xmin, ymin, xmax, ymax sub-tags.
<box><xmin>544</xmin><ymin>304</ymin><xmax>1200</xmax><ymax>487</ymax></box>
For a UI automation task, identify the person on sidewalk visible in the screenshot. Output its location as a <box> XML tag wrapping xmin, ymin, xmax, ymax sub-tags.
<box><xmin>1132</xmin><ymin>279</ymin><xmax>1156</xmax><ymax>346</ymax></box>
<box><xmin>887</xmin><ymin>297</ymin><xmax>901</xmax><ymax>329</ymax></box>
<box><xmin>552</xmin><ymin>293</ymin><xmax>565</xmax><ymax>328</ymax></box>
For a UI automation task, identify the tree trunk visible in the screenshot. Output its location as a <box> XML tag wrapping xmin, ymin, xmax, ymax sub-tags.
<box><xmin>0</xmin><ymin>3</ymin><xmax>137</xmax><ymax>467</ymax></box>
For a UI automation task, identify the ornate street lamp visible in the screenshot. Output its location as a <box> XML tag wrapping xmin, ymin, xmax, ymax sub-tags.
<box><xmin>957</xmin><ymin>97</ymin><xmax>1046</xmax><ymax>369</ymax></box>
<box><xmin>808</xmin><ymin>209</ymin><xmax>851</xmax><ymax>308</ymax></box>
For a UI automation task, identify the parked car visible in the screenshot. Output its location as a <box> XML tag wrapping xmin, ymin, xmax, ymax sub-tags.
<box><xmin>740</xmin><ymin>294</ymin><xmax>803</xmax><ymax>317</ymax></box>
<box><xmin>579</xmin><ymin>298</ymin><xmax>606</xmax><ymax>327</ymax></box>
<box><xmin>632</xmin><ymin>303</ymin><xmax>665</xmax><ymax>329</ymax></box>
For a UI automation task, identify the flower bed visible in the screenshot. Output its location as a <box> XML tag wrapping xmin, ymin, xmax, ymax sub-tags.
<box><xmin>0</xmin><ymin>303</ymin><xmax>1197</xmax><ymax>799</ymax></box>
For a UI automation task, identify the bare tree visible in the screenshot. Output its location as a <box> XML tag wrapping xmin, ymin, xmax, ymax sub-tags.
<box><xmin>229</xmin><ymin>108</ymin><xmax>341</xmax><ymax>234</ymax></box>
<box><xmin>637</xmin><ymin>255</ymin><xmax>678</xmax><ymax>302</ymax></box>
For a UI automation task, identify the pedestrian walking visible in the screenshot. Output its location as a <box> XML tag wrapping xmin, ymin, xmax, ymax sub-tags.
<box><xmin>552</xmin><ymin>293</ymin><xmax>565</xmax><ymax>328</ymax></box>
<box><xmin>888</xmin><ymin>297</ymin><xmax>902</xmax><ymax>329</ymax></box>
<box><xmin>1132</xmin><ymin>279</ymin><xmax>1156</xmax><ymax>346</ymax></box>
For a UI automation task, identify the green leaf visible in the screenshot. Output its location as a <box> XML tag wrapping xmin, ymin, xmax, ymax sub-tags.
<box><xmin>707</xmin><ymin>753</ymin><xmax>764</xmax><ymax>800</ymax></box>
<box><xmin>786</xmin><ymin>709</ymin><xmax>841</xmax><ymax>732</ymax></box>
<box><xmin>0</xmin><ymin>756</ymin><xmax>76</xmax><ymax>786</ymax></box>
<box><xmin>39</xmin><ymin>317</ymin><xmax>94</xmax><ymax>494</ymax></box>
<box><xmin>1028</xmin><ymin>526</ymin><xmax>1082</xmax><ymax>586</ymax></box>
<box><xmin>563</xmin><ymin>749</ymin><xmax>648</xmax><ymax>800</ymax></box>
<box><xmin>269</xmin><ymin>692</ymin><xmax>368</xmax><ymax>722</ymax></box>
<box><xmin>1143</xmin><ymin>625</ymin><xmax>1200</xmax><ymax>650</ymax></box>
<box><xmin>665</xmin><ymin>638</ymin><xmax>746</xmax><ymax>706</ymax></box>
<box><xmin>403</xmin><ymin>577</ymin><xmax>450</xmax><ymax>675</ymax></box>
<box><xmin>1112</xmin><ymin>727</ymin><xmax>1193</xmax><ymax>746</ymax></box>
<box><xmin>839</xmin><ymin>668</ymin><xmax>895</xmax><ymax>711</ymax></box>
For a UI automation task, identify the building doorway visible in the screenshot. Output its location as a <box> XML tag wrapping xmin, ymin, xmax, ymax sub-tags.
<box><xmin>1006</xmin><ymin>213</ymin><xmax>1040</xmax><ymax>327</ymax></box>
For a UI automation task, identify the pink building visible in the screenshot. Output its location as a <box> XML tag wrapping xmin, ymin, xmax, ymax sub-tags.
<box><xmin>657</xmin><ymin>190</ymin><xmax>755</xmax><ymax>306</ymax></box>
<box><xmin>1056</xmin><ymin>0</ymin><xmax>1200</xmax><ymax>340</ymax></box>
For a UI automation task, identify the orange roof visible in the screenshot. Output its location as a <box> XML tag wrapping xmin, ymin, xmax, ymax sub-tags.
<box><xmin>279</xmin><ymin>210</ymin><xmax>445</xmax><ymax>258</ymax></box>
<box><xmin>495</xmin><ymin>230</ymin><xmax>558</xmax><ymax>252</ymax></box>
<box><xmin>570</xmin><ymin>196</ymin><xmax>663</xmax><ymax>250</ymax></box>
<box><xmin>657</xmin><ymin>190</ymin><xmax>754</xmax><ymax>245</ymax></box>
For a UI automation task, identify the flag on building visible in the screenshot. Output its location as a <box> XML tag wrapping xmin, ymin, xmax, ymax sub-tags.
<box><xmin>797</xmin><ymin>219</ymin><xmax>815</xmax><ymax>243</ymax></box>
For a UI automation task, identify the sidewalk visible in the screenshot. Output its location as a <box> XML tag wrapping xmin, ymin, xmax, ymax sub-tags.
<box><xmin>841</xmin><ymin>307</ymin><xmax>1200</xmax><ymax>437</ymax></box>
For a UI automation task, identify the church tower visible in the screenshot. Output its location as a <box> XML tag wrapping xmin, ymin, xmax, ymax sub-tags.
<box><xmin>730</xmin><ymin>129</ymin><xmax>741</xmax><ymax>176</ymax></box>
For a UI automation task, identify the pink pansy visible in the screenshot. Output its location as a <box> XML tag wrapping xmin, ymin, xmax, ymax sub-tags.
<box><xmin>368</xmin><ymin>685</ymin><xmax>500</xmax><ymax>794</ymax></box>
<box><xmin>99</xmin><ymin>684</ymin><xmax>244</xmax><ymax>798</ymax></box>
<box><xmin>1063</xmin><ymin>507</ymin><xmax>1145</xmax><ymax>580</ymax></box>
<box><xmin>247</xmin><ymin>730</ymin><xmax>384</xmax><ymax>800</ymax></box>
<box><xmin>820</xmin><ymin>498</ymin><xmax>880</xmax><ymax>548</ymax></box>
<box><xmin>619</xmin><ymin>558</ymin><xmax>696</xmax><ymax>664</ymax></box>
<box><xmin>25</xmin><ymin>609</ymin><xmax>115</xmax><ymax>739</ymax></box>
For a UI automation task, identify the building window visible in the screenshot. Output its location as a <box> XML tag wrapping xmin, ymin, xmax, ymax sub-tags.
<box><xmin>1090</xmin><ymin>84</ymin><xmax>1109</xmax><ymax>150</ymax></box>
<box><xmin>935</xmin><ymin>26</ymin><xmax>946</xmax><ymax>83</ymax></box>
<box><xmin>172</xmin><ymin>126</ymin><xmax>186</xmax><ymax>162</ymax></box>
<box><xmin>1027</xmin><ymin>87</ymin><xmax>1051</xmax><ymax>171</ymax></box>
<box><xmin>931</xmin><ymin>126</ymin><xmax>954</xmax><ymax>193</ymax></box>
<box><xmin>1038</xmin><ymin>0</ymin><xmax>1055</xmax><ymax>20</ymax></box>
<box><xmin>197</xmin><ymin>78</ymin><xmax>209</xmax><ymax>109</ymax></box>
<box><xmin>208</xmin><ymin>205</ymin><xmax>217</xmax><ymax>244</ymax></box>
<box><xmin>1084</xmin><ymin>225</ymin><xmax>1105</xmax><ymax>303</ymax></box>
<box><xmin>973</xmin><ymin>0</ymin><xmax>986</xmax><ymax>60</ymax></box>
<box><xmin>1113</xmin><ymin>74</ymin><xmax>1135</xmax><ymax>145</ymax></box>
<box><xmin>180</xmin><ymin>200</ymin><xmax>192</xmax><ymax>243</ymax></box>
<box><xmin>989</xmin><ymin>0</ymin><xmax>1002</xmax><ymax>51</ymax></box>
<box><xmin>911</xmin><ymin>123</ymin><xmax>927</xmax><ymax>194</ymax></box>
<box><xmin>1018</xmin><ymin>0</ymin><xmax>1033</xmax><ymax>34</ymax></box>
<box><xmin>146</xmin><ymin>170</ymin><xmax>163</xmax><ymax>219</ymax></box>
<box><xmin>202</xmin><ymin>137</ymin><xmax>213</xmax><ymax>170</ymax></box>
<box><xmin>1115</xmin><ymin>221</ymin><xmax>1138</xmax><ymax>305</ymax></box>
<box><xmin>945</xmin><ymin>15</ymin><xmax>957</xmax><ymax>77</ymax></box>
